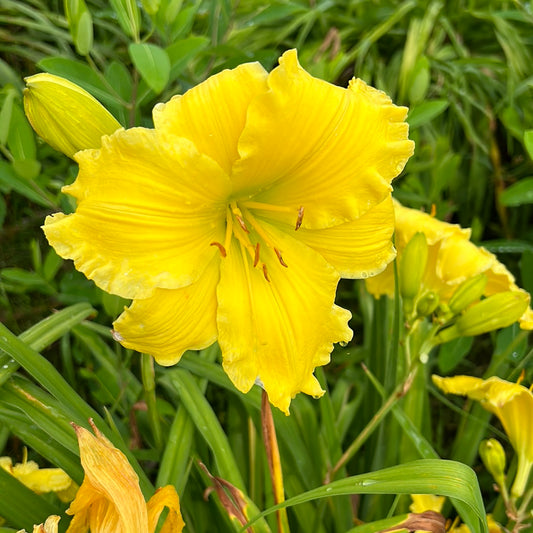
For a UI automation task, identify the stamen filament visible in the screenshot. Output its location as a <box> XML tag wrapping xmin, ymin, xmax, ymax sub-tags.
<box><xmin>241</xmin><ymin>207</ymin><xmax>289</xmax><ymax>268</ymax></box>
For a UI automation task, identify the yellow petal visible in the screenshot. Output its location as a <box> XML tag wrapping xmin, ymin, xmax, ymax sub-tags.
<box><xmin>43</xmin><ymin>128</ymin><xmax>230</xmax><ymax>299</ymax></box>
<box><xmin>232</xmin><ymin>50</ymin><xmax>414</xmax><ymax>228</ymax></box>
<box><xmin>66</xmin><ymin>424</ymin><xmax>148</xmax><ymax>532</ymax></box>
<box><xmin>113</xmin><ymin>256</ymin><xmax>220</xmax><ymax>364</ymax></box>
<box><xmin>409</xmin><ymin>494</ymin><xmax>445</xmax><ymax>513</ymax></box>
<box><xmin>293</xmin><ymin>195</ymin><xmax>396</xmax><ymax>278</ymax></box>
<box><xmin>24</xmin><ymin>73</ymin><xmax>121</xmax><ymax>158</ymax></box>
<box><xmin>153</xmin><ymin>62</ymin><xmax>268</xmax><ymax>175</ymax></box>
<box><xmin>217</xmin><ymin>220</ymin><xmax>352</xmax><ymax>414</ymax></box>
<box><xmin>11</xmin><ymin>463</ymin><xmax>72</xmax><ymax>494</ymax></box>
<box><xmin>146</xmin><ymin>486</ymin><xmax>185</xmax><ymax>533</ymax></box>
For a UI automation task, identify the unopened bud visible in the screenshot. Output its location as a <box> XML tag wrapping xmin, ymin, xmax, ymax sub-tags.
<box><xmin>416</xmin><ymin>291</ymin><xmax>439</xmax><ymax>317</ymax></box>
<box><xmin>23</xmin><ymin>73</ymin><xmax>121</xmax><ymax>158</ymax></box>
<box><xmin>455</xmin><ymin>291</ymin><xmax>529</xmax><ymax>337</ymax></box>
<box><xmin>448</xmin><ymin>273</ymin><xmax>487</xmax><ymax>315</ymax></box>
<box><xmin>400</xmin><ymin>232</ymin><xmax>428</xmax><ymax>313</ymax></box>
<box><xmin>479</xmin><ymin>439</ymin><xmax>506</xmax><ymax>487</ymax></box>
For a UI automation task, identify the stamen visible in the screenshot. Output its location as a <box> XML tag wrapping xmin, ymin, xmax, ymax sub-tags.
<box><xmin>262</xmin><ymin>264</ymin><xmax>271</xmax><ymax>282</ymax></box>
<box><xmin>231</xmin><ymin>204</ymin><xmax>249</xmax><ymax>233</ymax></box>
<box><xmin>253</xmin><ymin>242</ymin><xmax>260</xmax><ymax>267</ymax></box>
<box><xmin>274</xmin><ymin>248</ymin><xmax>288</xmax><ymax>268</ymax></box>
<box><xmin>210</xmin><ymin>242</ymin><xmax>227</xmax><ymax>257</ymax></box>
<box><xmin>295</xmin><ymin>206</ymin><xmax>304</xmax><ymax>231</ymax></box>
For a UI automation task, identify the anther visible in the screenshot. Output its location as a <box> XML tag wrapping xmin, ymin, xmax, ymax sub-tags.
<box><xmin>262</xmin><ymin>264</ymin><xmax>271</xmax><ymax>282</ymax></box>
<box><xmin>274</xmin><ymin>247</ymin><xmax>288</xmax><ymax>267</ymax></box>
<box><xmin>210</xmin><ymin>242</ymin><xmax>227</xmax><ymax>257</ymax></box>
<box><xmin>253</xmin><ymin>242</ymin><xmax>260</xmax><ymax>267</ymax></box>
<box><xmin>235</xmin><ymin>214</ymin><xmax>249</xmax><ymax>233</ymax></box>
<box><xmin>295</xmin><ymin>206</ymin><xmax>304</xmax><ymax>231</ymax></box>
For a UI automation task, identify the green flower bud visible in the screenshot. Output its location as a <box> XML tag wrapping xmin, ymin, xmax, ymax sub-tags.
<box><xmin>454</xmin><ymin>291</ymin><xmax>529</xmax><ymax>337</ymax></box>
<box><xmin>23</xmin><ymin>73</ymin><xmax>121</xmax><ymax>158</ymax></box>
<box><xmin>416</xmin><ymin>291</ymin><xmax>439</xmax><ymax>317</ymax></box>
<box><xmin>400</xmin><ymin>232</ymin><xmax>428</xmax><ymax>313</ymax></box>
<box><xmin>448</xmin><ymin>273</ymin><xmax>488</xmax><ymax>315</ymax></box>
<box><xmin>479</xmin><ymin>438</ymin><xmax>506</xmax><ymax>487</ymax></box>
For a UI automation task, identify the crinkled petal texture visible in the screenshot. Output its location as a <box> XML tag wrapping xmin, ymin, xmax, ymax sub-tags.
<box><xmin>217</xmin><ymin>220</ymin><xmax>353</xmax><ymax>414</ymax></box>
<box><xmin>44</xmin><ymin>128</ymin><xmax>230</xmax><ymax>299</ymax></box>
<box><xmin>432</xmin><ymin>375</ymin><xmax>533</xmax><ymax>463</ymax></box>
<box><xmin>147</xmin><ymin>486</ymin><xmax>185</xmax><ymax>533</ymax></box>
<box><xmin>113</xmin><ymin>256</ymin><xmax>220</xmax><ymax>364</ymax></box>
<box><xmin>366</xmin><ymin>201</ymin><xmax>533</xmax><ymax>329</ymax></box>
<box><xmin>231</xmin><ymin>50</ymin><xmax>414</xmax><ymax>229</ymax></box>
<box><xmin>66</xmin><ymin>425</ymin><xmax>148</xmax><ymax>533</ymax></box>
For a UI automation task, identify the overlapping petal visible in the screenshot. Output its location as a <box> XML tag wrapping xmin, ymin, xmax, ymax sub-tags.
<box><xmin>217</xmin><ymin>221</ymin><xmax>352</xmax><ymax>414</ymax></box>
<box><xmin>232</xmin><ymin>50</ymin><xmax>414</xmax><ymax>229</ymax></box>
<box><xmin>153</xmin><ymin>62</ymin><xmax>268</xmax><ymax>175</ymax></box>
<box><xmin>366</xmin><ymin>201</ymin><xmax>533</xmax><ymax>329</ymax></box>
<box><xmin>44</xmin><ymin>128</ymin><xmax>230</xmax><ymax>299</ymax></box>
<box><xmin>292</xmin><ymin>195</ymin><xmax>396</xmax><ymax>278</ymax></box>
<box><xmin>113</xmin><ymin>256</ymin><xmax>220</xmax><ymax>364</ymax></box>
<box><xmin>147</xmin><ymin>486</ymin><xmax>185</xmax><ymax>533</ymax></box>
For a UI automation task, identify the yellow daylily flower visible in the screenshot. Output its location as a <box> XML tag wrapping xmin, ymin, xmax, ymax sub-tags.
<box><xmin>0</xmin><ymin>454</ymin><xmax>74</xmax><ymax>499</ymax></box>
<box><xmin>366</xmin><ymin>200</ymin><xmax>533</xmax><ymax>330</ymax></box>
<box><xmin>66</xmin><ymin>421</ymin><xmax>184</xmax><ymax>533</ymax></box>
<box><xmin>33</xmin><ymin>49</ymin><xmax>414</xmax><ymax>414</ymax></box>
<box><xmin>17</xmin><ymin>515</ymin><xmax>61</xmax><ymax>533</ymax></box>
<box><xmin>24</xmin><ymin>73</ymin><xmax>121</xmax><ymax>158</ymax></box>
<box><xmin>433</xmin><ymin>375</ymin><xmax>533</xmax><ymax>497</ymax></box>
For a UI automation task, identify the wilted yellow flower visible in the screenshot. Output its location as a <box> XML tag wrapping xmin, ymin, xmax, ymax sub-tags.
<box><xmin>30</xmin><ymin>50</ymin><xmax>414</xmax><ymax>414</ymax></box>
<box><xmin>66</xmin><ymin>421</ymin><xmax>184</xmax><ymax>533</ymax></box>
<box><xmin>24</xmin><ymin>73</ymin><xmax>121</xmax><ymax>158</ymax></box>
<box><xmin>366</xmin><ymin>200</ymin><xmax>533</xmax><ymax>330</ymax></box>
<box><xmin>0</xmin><ymin>454</ymin><xmax>74</xmax><ymax>499</ymax></box>
<box><xmin>17</xmin><ymin>515</ymin><xmax>60</xmax><ymax>533</ymax></box>
<box><xmin>433</xmin><ymin>375</ymin><xmax>533</xmax><ymax>497</ymax></box>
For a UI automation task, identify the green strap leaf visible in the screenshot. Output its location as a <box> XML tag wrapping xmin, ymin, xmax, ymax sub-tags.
<box><xmin>242</xmin><ymin>459</ymin><xmax>488</xmax><ymax>533</ymax></box>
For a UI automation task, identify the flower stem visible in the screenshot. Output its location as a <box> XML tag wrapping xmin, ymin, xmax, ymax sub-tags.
<box><xmin>141</xmin><ymin>352</ymin><xmax>162</xmax><ymax>450</ymax></box>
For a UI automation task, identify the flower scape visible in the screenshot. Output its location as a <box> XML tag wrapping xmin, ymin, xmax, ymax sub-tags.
<box><xmin>25</xmin><ymin>50</ymin><xmax>414</xmax><ymax>414</ymax></box>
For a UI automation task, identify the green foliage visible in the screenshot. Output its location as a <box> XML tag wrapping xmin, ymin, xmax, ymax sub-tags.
<box><xmin>0</xmin><ymin>1</ymin><xmax>532</xmax><ymax>532</ymax></box>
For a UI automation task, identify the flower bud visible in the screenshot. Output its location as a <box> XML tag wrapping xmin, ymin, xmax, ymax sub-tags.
<box><xmin>416</xmin><ymin>291</ymin><xmax>439</xmax><ymax>317</ymax></box>
<box><xmin>400</xmin><ymin>232</ymin><xmax>428</xmax><ymax>313</ymax></box>
<box><xmin>23</xmin><ymin>73</ymin><xmax>121</xmax><ymax>158</ymax></box>
<box><xmin>479</xmin><ymin>439</ymin><xmax>506</xmax><ymax>487</ymax></box>
<box><xmin>454</xmin><ymin>291</ymin><xmax>529</xmax><ymax>337</ymax></box>
<box><xmin>448</xmin><ymin>273</ymin><xmax>487</xmax><ymax>315</ymax></box>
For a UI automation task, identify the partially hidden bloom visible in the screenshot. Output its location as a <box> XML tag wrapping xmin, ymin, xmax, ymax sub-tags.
<box><xmin>366</xmin><ymin>200</ymin><xmax>533</xmax><ymax>330</ymax></box>
<box><xmin>65</xmin><ymin>420</ymin><xmax>184</xmax><ymax>533</ymax></box>
<box><xmin>433</xmin><ymin>375</ymin><xmax>533</xmax><ymax>498</ymax></box>
<box><xmin>0</xmin><ymin>453</ymin><xmax>75</xmax><ymax>501</ymax></box>
<box><xmin>17</xmin><ymin>515</ymin><xmax>61</xmax><ymax>533</ymax></box>
<box><xmin>24</xmin><ymin>73</ymin><xmax>121</xmax><ymax>158</ymax></box>
<box><xmin>29</xmin><ymin>50</ymin><xmax>414</xmax><ymax>413</ymax></box>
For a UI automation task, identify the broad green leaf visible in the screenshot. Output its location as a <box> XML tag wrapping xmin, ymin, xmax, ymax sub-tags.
<box><xmin>109</xmin><ymin>0</ymin><xmax>140</xmax><ymax>40</ymax></box>
<box><xmin>0</xmin><ymin>88</ymin><xmax>15</xmax><ymax>145</ymax></box>
<box><xmin>7</xmin><ymin>104</ymin><xmax>35</xmax><ymax>161</ymax></box>
<box><xmin>524</xmin><ymin>130</ymin><xmax>533</xmax><ymax>159</ymax></box>
<box><xmin>0</xmin><ymin>161</ymin><xmax>53</xmax><ymax>207</ymax></box>
<box><xmin>243</xmin><ymin>460</ymin><xmax>488</xmax><ymax>533</ymax></box>
<box><xmin>141</xmin><ymin>0</ymin><xmax>160</xmax><ymax>15</ymax></box>
<box><xmin>129</xmin><ymin>43</ymin><xmax>170</xmax><ymax>94</ymax></box>
<box><xmin>166</xmin><ymin>36</ymin><xmax>209</xmax><ymax>80</ymax></box>
<box><xmin>407</xmin><ymin>100</ymin><xmax>448</xmax><ymax>128</ymax></box>
<box><xmin>500</xmin><ymin>177</ymin><xmax>533</xmax><ymax>206</ymax></box>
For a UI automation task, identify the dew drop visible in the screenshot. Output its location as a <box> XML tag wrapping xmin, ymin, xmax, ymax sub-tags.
<box><xmin>361</xmin><ymin>479</ymin><xmax>376</xmax><ymax>486</ymax></box>
<box><xmin>360</xmin><ymin>271</ymin><xmax>369</xmax><ymax>279</ymax></box>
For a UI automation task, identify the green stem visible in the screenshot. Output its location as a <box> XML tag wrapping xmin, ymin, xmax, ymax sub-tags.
<box><xmin>141</xmin><ymin>353</ymin><xmax>162</xmax><ymax>450</ymax></box>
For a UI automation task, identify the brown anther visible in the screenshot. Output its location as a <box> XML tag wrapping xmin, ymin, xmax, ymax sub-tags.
<box><xmin>262</xmin><ymin>264</ymin><xmax>271</xmax><ymax>282</ymax></box>
<box><xmin>210</xmin><ymin>242</ymin><xmax>227</xmax><ymax>257</ymax></box>
<box><xmin>235</xmin><ymin>214</ymin><xmax>249</xmax><ymax>233</ymax></box>
<box><xmin>295</xmin><ymin>206</ymin><xmax>304</xmax><ymax>230</ymax></box>
<box><xmin>430</xmin><ymin>203</ymin><xmax>436</xmax><ymax>217</ymax></box>
<box><xmin>253</xmin><ymin>242</ymin><xmax>260</xmax><ymax>267</ymax></box>
<box><xmin>274</xmin><ymin>247</ymin><xmax>288</xmax><ymax>267</ymax></box>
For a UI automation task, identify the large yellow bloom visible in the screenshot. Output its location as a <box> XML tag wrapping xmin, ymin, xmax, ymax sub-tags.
<box><xmin>366</xmin><ymin>201</ymin><xmax>533</xmax><ymax>330</ymax></box>
<box><xmin>433</xmin><ymin>375</ymin><xmax>533</xmax><ymax>498</ymax></box>
<box><xmin>65</xmin><ymin>422</ymin><xmax>184</xmax><ymax>533</ymax></box>
<box><xmin>37</xmin><ymin>50</ymin><xmax>413</xmax><ymax>413</ymax></box>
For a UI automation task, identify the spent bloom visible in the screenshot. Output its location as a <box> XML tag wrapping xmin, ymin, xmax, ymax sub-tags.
<box><xmin>25</xmin><ymin>50</ymin><xmax>414</xmax><ymax>413</ymax></box>
<box><xmin>433</xmin><ymin>375</ymin><xmax>533</xmax><ymax>498</ymax></box>
<box><xmin>65</xmin><ymin>421</ymin><xmax>184</xmax><ymax>533</ymax></box>
<box><xmin>17</xmin><ymin>515</ymin><xmax>61</xmax><ymax>533</ymax></box>
<box><xmin>366</xmin><ymin>200</ymin><xmax>533</xmax><ymax>330</ymax></box>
